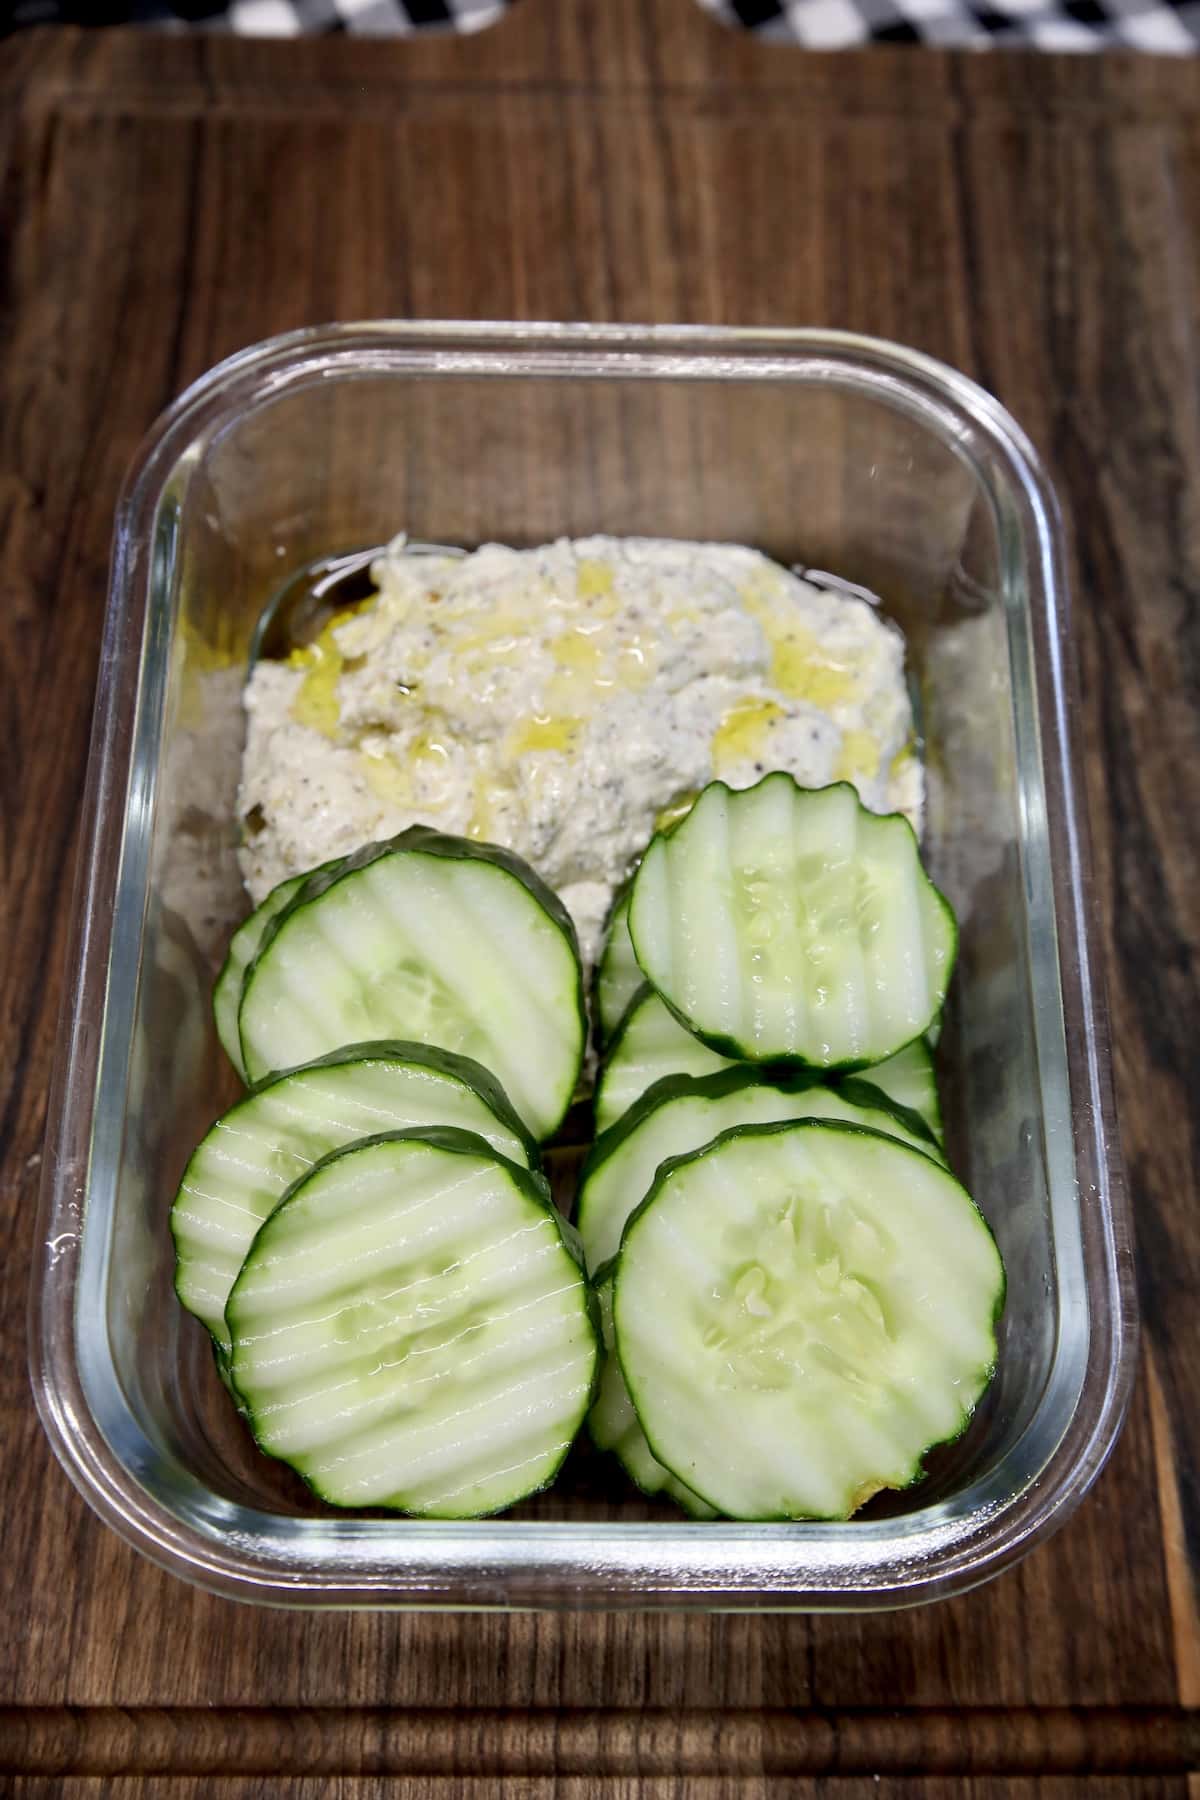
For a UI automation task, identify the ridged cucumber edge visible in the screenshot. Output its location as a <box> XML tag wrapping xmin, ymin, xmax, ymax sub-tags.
<box><xmin>584</xmin><ymin>1056</ymin><xmax>942</xmax><ymax>1204</ymax></box>
<box><xmin>224</xmin><ymin>1125</ymin><xmax>602</xmax><ymax>1519</ymax></box>
<box><xmin>246</xmin><ymin>1039</ymin><xmax>541</xmax><ymax>1168</ymax></box>
<box><xmin>627</xmin><ymin>775</ymin><xmax>960</xmax><ymax>1074</ymax></box>
<box><xmin>857</xmin><ymin>1035</ymin><xmax>944</xmax><ymax>1146</ymax></box>
<box><xmin>910</xmin><ymin>1035</ymin><xmax>945</xmax><ymax>1143</ymax></box>
<box><xmin>611</xmin><ymin>1116</ymin><xmax>1005</xmax><ymax>1522</ymax></box>
<box><xmin>576</xmin><ymin>1064</ymin><xmax>947</xmax><ymax>1264</ymax></box>
<box><xmin>831</xmin><ymin>1075</ymin><xmax>945</xmax><ymax>1159</ymax></box>
<box><xmin>591</xmin><ymin>881</ymin><xmax>635</xmax><ymax>1050</ymax></box>
<box><xmin>580</xmin><ymin>1063</ymin><xmax>822</xmax><ymax>1192</ymax></box>
<box><xmin>237</xmin><ymin>828</ymin><xmax>588</xmax><ymax>1135</ymax></box>
<box><xmin>590</xmin><ymin>979</ymin><xmax>652</xmax><ymax>1128</ymax></box>
<box><xmin>169</xmin><ymin>1039</ymin><xmax>542</xmax><ymax>1337</ymax></box>
<box><xmin>593</xmin><ymin>978</ymin><xmax>656</xmax><ymax>1084</ymax></box>
<box><xmin>592</xmin><ymin>979</ymin><xmax>729</xmax><ymax>1135</ymax></box>
<box><xmin>213</xmin><ymin>855</ymin><xmax>349</xmax><ymax>1081</ymax></box>
<box><xmin>586</xmin><ymin>1259</ymin><xmax>715</xmax><ymax>1520</ymax></box>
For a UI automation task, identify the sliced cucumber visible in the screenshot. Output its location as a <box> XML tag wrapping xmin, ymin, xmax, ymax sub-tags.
<box><xmin>614</xmin><ymin>1120</ymin><xmax>1004</xmax><ymax>1520</ymax></box>
<box><xmin>171</xmin><ymin>1040</ymin><xmax>536</xmax><ymax>1354</ymax></box>
<box><xmin>845</xmin><ymin>1037</ymin><xmax>942</xmax><ymax>1146</ymax></box>
<box><xmin>226</xmin><ymin>1128</ymin><xmax>598</xmax><ymax>1517</ymax></box>
<box><xmin>594</xmin><ymin>891</ymin><xmax>642</xmax><ymax>1045</ymax></box>
<box><xmin>213</xmin><ymin>869</ymin><xmax>320</xmax><ymax>1080</ymax></box>
<box><xmin>238</xmin><ymin>828</ymin><xmax>586</xmax><ymax>1140</ymax></box>
<box><xmin>595</xmin><ymin>985</ymin><xmax>734</xmax><ymax>1134</ymax></box>
<box><xmin>628</xmin><ymin>776</ymin><xmax>956</xmax><ymax>1071</ymax></box>
<box><xmin>588</xmin><ymin>1263</ymin><xmax>715</xmax><ymax>1518</ymax></box>
<box><xmin>578</xmin><ymin>1066</ymin><xmax>945</xmax><ymax>1272</ymax></box>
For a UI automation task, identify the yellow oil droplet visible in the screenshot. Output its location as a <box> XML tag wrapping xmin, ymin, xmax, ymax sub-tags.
<box><xmin>834</xmin><ymin>729</ymin><xmax>880</xmax><ymax>782</ymax></box>
<box><xmin>467</xmin><ymin>770</ymin><xmax>514</xmax><ymax>842</ymax></box>
<box><xmin>665</xmin><ymin>605</ymin><xmax>702</xmax><ymax>632</ymax></box>
<box><xmin>654</xmin><ymin>791</ymin><xmax>698</xmax><ymax>832</ymax></box>
<box><xmin>889</xmin><ymin>742</ymin><xmax>916</xmax><ymax>781</ymax></box>
<box><xmin>771</xmin><ymin>633</ymin><xmax>854</xmax><ymax>706</ymax></box>
<box><xmin>457</xmin><ymin>630</ymin><xmax>526</xmax><ymax>663</ymax></box>
<box><xmin>509</xmin><ymin>714</ymin><xmax>582</xmax><ymax>755</ymax></box>
<box><xmin>287</xmin><ymin>608</ymin><xmax>362</xmax><ymax>739</ymax></box>
<box><xmin>553</xmin><ymin>628</ymin><xmax>603</xmax><ymax>675</ymax></box>
<box><xmin>576</xmin><ymin>559</ymin><xmax>614</xmax><ymax>601</ymax></box>
<box><xmin>468</xmin><ymin>782</ymin><xmax>491</xmax><ymax>841</ymax></box>
<box><xmin>546</xmin><ymin>629</ymin><xmax>610</xmax><ymax>713</ymax></box>
<box><xmin>740</xmin><ymin>590</ymin><xmax>857</xmax><ymax>708</ymax></box>
<box><xmin>360</xmin><ymin>751</ymin><xmax>412</xmax><ymax>806</ymax></box>
<box><xmin>361</xmin><ymin>727</ymin><xmax>451</xmax><ymax>807</ymax></box>
<box><xmin>711</xmin><ymin>696</ymin><xmax>785</xmax><ymax>770</ymax></box>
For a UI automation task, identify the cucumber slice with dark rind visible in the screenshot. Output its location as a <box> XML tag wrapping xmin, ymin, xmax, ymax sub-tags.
<box><xmin>172</xmin><ymin>1039</ymin><xmax>539</xmax><ymax>1354</ymax></box>
<box><xmin>578</xmin><ymin>1065</ymin><xmax>946</xmax><ymax>1273</ymax></box>
<box><xmin>598</xmin><ymin>1006</ymin><xmax>944</xmax><ymax>1146</ymax></box>
<box><xmin>844</xmin><ymin>1037</ymin><xmax>942</xmax><ymax>1146</ymax></box>
<box><xmin>238</xmin><ymin>827</ymin><xmax>586</xmax><ymax>1140</ymax></box>
<box><xmin>226</xmin><ymin>1126</ymin><xmax>599</xmax><ymax>1519</ymax></box>
<box><xmin>213</xmin><ymin>860</ymin><xmax>340</xmax><ymax>1080</ymax></box>
<box><xmin>594</xmin><ymin>984</ymin><xmax>735</xmax><ymax>1134</ymax></box>
<box><xmin>588</xmin><ymin>1261</ymin><xmax>716</xmax><ymax>1519</ymax></box>
<box><xmin>594</xmin><ymin>890</ymin><xmax>642</xmax><ymax>1046</ymax></box>
<box><xmin>614</xmin><ymin>1119</ymin><xmax>1004</xmax><ymax>1521</ymax></box>
<box><xmin>833</xmin><ymin>1077</ymin><xmax>944</xmax><ymax>1162</ymax></box>
<box><xmin>628</xmin><ymin>776</ymin><xmax>957</xmax><ymax>1073</ymax></box>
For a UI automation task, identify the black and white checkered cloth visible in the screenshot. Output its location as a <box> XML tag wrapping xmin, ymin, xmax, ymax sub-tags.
<box><xmin>705</xmin><ymin>0</ymin><xmax>1200</xmax><ymax>49</ymax></box>
<box><xmin>4</xmin><ymin>0</ymin><xmax>1198</xmax><ymax>52</ymax></box>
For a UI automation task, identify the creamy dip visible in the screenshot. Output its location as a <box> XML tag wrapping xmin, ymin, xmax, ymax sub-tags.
<box><xmin>238</xmin><ymin>535</ymin><xmax>922</xmax><ymax>967</ymax></box>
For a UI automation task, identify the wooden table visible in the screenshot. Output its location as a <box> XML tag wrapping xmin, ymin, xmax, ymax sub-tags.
<box><xmin>2</xmin><ymin>2</ymin><xmax>1198</xmax><ymax>1792</ymax></box>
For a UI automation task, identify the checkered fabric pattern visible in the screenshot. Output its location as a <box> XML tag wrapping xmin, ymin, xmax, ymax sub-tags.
<box><xmin>4</xmin><ymin>0</ymin><xmax>1198</xmax><ymax>50</ymax></box>
<box><xmin>2</xmin><ymin>0</ymin><xmax>504</xmax><ymax>31</ymax></box>
<box><xmin>703</xmin><ymin>0</ymin><xmax>1200</xmax><ymax>50</ymax></box>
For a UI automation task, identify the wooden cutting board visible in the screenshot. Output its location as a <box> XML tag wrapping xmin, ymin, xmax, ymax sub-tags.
<box><xmin>1</xmin><ymin>1</ymin><xmax>1198</xmax><ymax>1792</ymax></box>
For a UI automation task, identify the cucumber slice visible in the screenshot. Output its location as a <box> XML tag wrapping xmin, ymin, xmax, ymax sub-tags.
<box><xmin>171</xmin><ymin>1040</ymin><xmax>536</xmax><ymax>1354</ymax></box>
<box><xmin>238</xmin><ymin>827</ymin><xmax>586</xmax><ymax>1140</ymax></box>
<box><xmin>588</xmin><ymin>1263</ymin><xmax>716</xmax><ymax>1518</ymax></box>
<box><xmin>594</xmin><ymin>891</ymin><xmax>643</xmax><ymax>1046</ymax></box>
<box><xmin>614</xmin><ymin>1120</ymin><xmax>1004</xmax><ymax>1520</ymax></box>
<box><xmin>226</xmin><ymin>1128</ymin><xmax>598</xmax><ymax>1518</ymax></box>
<box><xmin>595</xmin><ymin>985</ymin><xmax>735</xmax><ymax>1134</ymax></box>
<box><xmin>846</xmin><ymin>1037</ymin><xmax>942</xmax><ymax>1146</ymax></box>
<box><xmin>578</xmin><ymin>1066</ymin><xmax>945</xmax><ymax>1273</ymax></box>
<box><xmin>629</xmin><ymin>776</ymin><xmax>956</xmax><ymax>1071</ymax></box>
<box><xmin>213</xmin><ymin>872</ymin><xmax>307</xmax><ymax>1080</ymax></box>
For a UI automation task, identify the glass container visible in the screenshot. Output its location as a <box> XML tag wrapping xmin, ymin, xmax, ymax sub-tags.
<box><xmin>30</xmin><ymin>324</ymin><xmax>1135</xmax><ymax>1608</ymax></box>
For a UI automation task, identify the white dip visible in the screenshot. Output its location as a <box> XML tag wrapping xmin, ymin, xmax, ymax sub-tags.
<box><xmin>238</xmin><ymin>535</ymin><xmax>922</xmax><ymax>967</ymax></box>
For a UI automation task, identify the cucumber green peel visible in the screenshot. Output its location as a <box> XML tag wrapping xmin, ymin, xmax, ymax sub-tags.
<box><xmin>594</xmin><ymin>888</ymin><xmax>642</xmax><ymax>1047</ymax></box>
<box><xmin>613</xmin><ymin>1119</ymin><xmax>1003</xmax><ymax>1521</ymax></box>
<box><xmin>171</xmin><ymin>1039</ymin><xmax>538</xmax><ymax>1353</ymax></box>
<box><xmin>577</xmin><ymin>1065</ymin><xmax>946</xmax><ymax>1273</ymax></box>
<box><xmin>629</xmin><ymin>775</ymin><xmax>957</xmax><ymax>1072</ymax></box>
<box><xmin>226</xmin><ymin>1127</ymin><xmax>599</xmax><ymax>1519</ymax></box>
<box><xmin>212</xmin><ymin>855</ymin><xmax>345</xmax><ymax>1081</ymax></box>
<box><xmin>237</xmin><ymin>827</ymin><xmax>587</xmax><ymax>1138</ymax></box>
<box><xmin>587</xmin><ymin>1260</ymin><xmax>716</xmax><ymax>1519</ymax></box>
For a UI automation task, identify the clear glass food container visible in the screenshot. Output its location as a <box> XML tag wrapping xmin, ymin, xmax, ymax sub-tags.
<box><xmin>30</xmin><ymin>323</ymin><xmax>1135</xmax><ymax>1609</ymax></box>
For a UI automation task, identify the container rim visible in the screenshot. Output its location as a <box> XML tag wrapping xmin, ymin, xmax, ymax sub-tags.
<box><xmin>29</xmin><ymin>322</ymin><xmax>1137</xmax><ymax>1610</ymax></box>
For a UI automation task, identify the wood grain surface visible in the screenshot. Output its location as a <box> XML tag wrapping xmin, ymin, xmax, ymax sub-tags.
<box><xmin>1</xmin><ymin>0</ymin><xmax>1198</xmax><ymax>1791</ymax></box>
